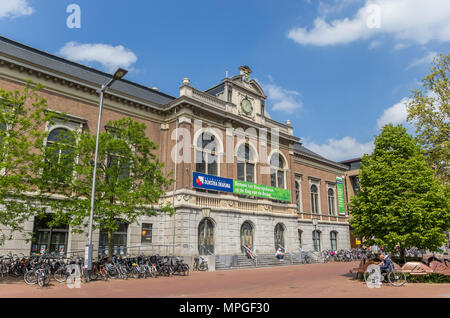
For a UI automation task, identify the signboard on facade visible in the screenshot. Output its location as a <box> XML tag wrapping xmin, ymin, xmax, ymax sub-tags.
<box><xmin>233</xmin><ymin>180</ymin><xmax>291</xmax><ymax>202</ymax></box>
<box><xmin>193</xmin><ymin>172</ymin><xmax>233</xmax><ymax>193</ymax></box>
<box><xmin>192</xmin><ymin>172</ymin><xmax>291</xmax><ymax>202</ymax></box>
<box><xmin>336</xmin><ymin>177</ymin><xmax>346</xmax><ymax>215</ymax></box>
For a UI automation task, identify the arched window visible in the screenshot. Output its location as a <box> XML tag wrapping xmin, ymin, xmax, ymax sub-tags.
<box><xmin>45</xmin><ymin>127</ymin><xmax>75</xmax><ymax>183</ymax></box>
<box><xmin>313</xmin><ymin>230</ymin><xmax>321</xmax><ymax>252</ymax></box>
<box><xmin>328</xmin><ymin>188</ymin><xmax>336</xmax><ymax>216</ymax></box>
<box><xmin>98</xmin><ymin>220</ymin><xmax>128</xmax><ymax>257</ymax></box>
<box><xmin>195</xmin><ymin>133</ymin><xmax>218</xmax><ymax>176</ymax></box>
<box><xmin>198</xmin><ymin>218</ymin><xmax>214</xmax><ymax>255</ymax></box>
<box><xmin>270</xmin><ymin>154</ymin><xmax>285</xmax><ymax>189</ymax></box>
<box><xmin>237</xmin><ymin>144</ymin><xmax>255</xmax><ymax>183</ymax></box>
<box><xmin>330</xmin><ymin>231</ymin><xmax>338</xmax><ymax>251</ymax></box>
<box><xmin>310</xmin><ymin>185</ymin><xmax>319</xmax><ymax>214</ymax></box>
<box><xmin>274</xmin><ymin>223</ymin><xmax>285</xmax><ymax>251</ymax></box>
<box><xmin>295</xmin><ymin>181</ymin><xmax>301</xmax><ymax>212</ymax></box>
<box><xmin>240</xmin><ymin>221</ymin><xmax>254</xmax><ymax>253</ymax></box>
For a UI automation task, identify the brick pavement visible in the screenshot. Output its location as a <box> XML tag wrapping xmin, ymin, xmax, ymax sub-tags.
<box><xmin>0</xmin><ymin>261</ymin><xmax>449</xmax><ymax>298</ymax></box>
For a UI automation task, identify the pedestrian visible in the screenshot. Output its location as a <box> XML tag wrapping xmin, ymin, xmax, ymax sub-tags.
<box><xmin>275</xmin><ymin>248</ymin><xmax>284</xmax><ymax>261</ymax></box>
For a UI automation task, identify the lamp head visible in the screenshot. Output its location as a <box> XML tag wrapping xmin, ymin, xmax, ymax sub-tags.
<box><xmin>113</xmin><ymin>68</ymin><xmax>128</xmax><ymax>80</ymax></box>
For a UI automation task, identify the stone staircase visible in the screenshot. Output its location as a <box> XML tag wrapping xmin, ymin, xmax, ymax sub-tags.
<box><xmin>215</xmin><ymin>253</ymin><xmax>305</xmax><ymax>271</ymax></box>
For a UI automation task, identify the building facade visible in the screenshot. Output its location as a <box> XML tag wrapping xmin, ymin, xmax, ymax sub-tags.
<box><xmin>340</xmin><ymin>158</ymin><xmax>362</xmax><ymax>249</ymax></box>
<box><xmin>0</xmin><ymin>37</ymin><xmax>351</xmax><ymax>264</ymax></box>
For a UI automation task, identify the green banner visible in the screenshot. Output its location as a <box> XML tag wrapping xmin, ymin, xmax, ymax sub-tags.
<box><xmin>233</xmin><ymin>180</ymin><xmax>291</xmax><ymax>202</ymax></box>
<box><xmin>336</xmin><ymin>177</ymin><xmax>346</xmax><ymax>215</ymax></box>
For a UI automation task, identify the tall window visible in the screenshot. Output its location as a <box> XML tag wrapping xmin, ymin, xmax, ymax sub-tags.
<box><xmin>330</xmin><ymin>231</ymin><xmax>337</xmax><ymax>251</ymax></box>
<box><xmin>106</xmin><ymin>153</ymin><xmax>130</xmax><ymax>182</ymax></box>
<box><xmin>328</xmin><ymin>188</ymin><xmax>336</xmax><ymax>216</ymax></box>
<box><xmin>141</xmin><ymin>223</ymin><xmax>152</xmax><ymax>243</ymax></box>
<box><xmin>45</xmin><ymin>128</ymin><xmax>75</xmax><ymax>183</ymax></box>
<box><xmin>270</xmin><ymin>154</ymin><xmax>285</xmax><ymax>188</ymax></box>
<box><xmin>98</xmin><ymin>221</ymin><xmax>128</xmax><ymax>257</ymax></box>
<box><xmin>351</xmin><ymin>176</ymin><xmax>361</xmax><ymax>193</ymax></box>
<box><xmin>310</xmin><ymin>184</ymin><xmax>319</xmax><ymax>214</ymax></box>
<box><xmin>274</xmin><ymin>223</ymin><xmax>285</xmax><ymax>251</ymax></box>
<box><xmin>298</xmin><ymin>230</ymin><xmax>302</xmax><ymax>249</ymax></box>
<box><xmin>195</xmin><ymin>133</ymin><xmax>218</xmax><ymax>176</ymax></box>
<box><xmin>198</xmin><ymin>218</ymin><xmax>214</xmax><ymax>255</ymax></box>
<box><xmin>30</xmin><ymin>214</ymin><xmax>69</xmax><ymax>256</ymax></box>
<box><xmin>237</xmin><ymin>144</ymin><xmax>255</xmax><ymax>183</ymax></box>
<box><xmin>312</xmin><ymin>230</ymin><xmax>321</xmax><ymax>252</ymax></box>
<box><xmin>295</xmin><ymin>181</ymin><xmax>301</xmax><ymax>212</ymax></box>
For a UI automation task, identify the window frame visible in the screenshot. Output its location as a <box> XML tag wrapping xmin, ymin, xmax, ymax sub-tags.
<box><xmin>312</xmin><ymin>230</ymin><xmax>321</xmax><ymax>252</ymax></box>
<box><xmin>141</xmin><ymin>223</ymin><xmax>153</xmax><ymax>244</ymax></box>
<box><xmin>310</xmin><ymin>184</ymin><xmax>319</xmax><ymax>214</ymax></box>
<box><xmin>195</xmin><ymin>132</ymin><xmax>219</xmax><ymax>176</ymax></box>
<box><xmin>237</xmin><ymin>143</ymin><xmax>256</xmax><ymax>183</ymax></box>
<box><xmin>269</xmin><ymin>153</ymin><xmax>287</xmax><ymax>189</ymax></box>
<box><xmin>330</xmin><ymin>231</ymin><xmax>337</xmax><ymax>251</ymax></box>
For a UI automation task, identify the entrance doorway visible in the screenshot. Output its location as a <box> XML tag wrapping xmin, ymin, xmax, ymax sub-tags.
<box><xmin>274</xmin><ymin>223</ymin><xmax>285</xmax><ymax>251</ymax></box>
<box><xmin>240</xmin><ymin>221</ymin><xmax>254</xmax><ymax>253</ymax></box>
<box><xmin>198</xmin><ymin>218</ymin><xmax>214</xmax><ymax>255</ymax></box>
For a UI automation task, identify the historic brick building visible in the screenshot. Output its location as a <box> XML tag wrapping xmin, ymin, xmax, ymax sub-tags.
<box><xmin>0</xmin><ymin>37</ymin><xmax>350</xmax><ymax>266</ymax></box>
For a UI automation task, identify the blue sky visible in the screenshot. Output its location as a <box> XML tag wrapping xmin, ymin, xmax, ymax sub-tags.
<box><xmin>1</xmin><ymin>0</ymin><xmax>449</xmax><ymax>161</ymax></box>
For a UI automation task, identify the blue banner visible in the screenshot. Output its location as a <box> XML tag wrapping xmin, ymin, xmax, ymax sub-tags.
<box><xmin>193</xmin><ymin>172</ymin><xmax>233</xmax><ymax>193</ymax></box>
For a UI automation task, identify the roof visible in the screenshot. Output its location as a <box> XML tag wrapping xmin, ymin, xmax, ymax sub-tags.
<box><xmin>0</xmin><ymin>36</ymin><xmax>175</xmax><ymax>106</ymax></box>
<box><xmin>339</xmin><ymin>157</ymin><xmax>362</xmax><ymax>164</ymax></box>
<box><xmin>294</xmin><ymin>142</ymin><xmax>348</xmax><ymax>170</ymax></box>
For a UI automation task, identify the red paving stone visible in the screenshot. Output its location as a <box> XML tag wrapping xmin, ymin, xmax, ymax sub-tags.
<box><xmin>0</xmin><ymin>261</ymin><xmax>449</xmax><ymax>298</ymax></box>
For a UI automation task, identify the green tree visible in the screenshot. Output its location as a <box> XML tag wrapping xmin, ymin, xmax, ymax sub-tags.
<box><xmin>349</xmin><ymin>124</ymin><xmax>450</xmax><ymax>261</ymax></box>
<box><xmin>39</xmin><ymin>117</ymin><xmax>173</xmax><ymax>259</ymax></box>
<box><xmin>0</xmin><ymin>83</ymin><xmax>59</xmax><ymax>244</ymax></box>
<box><xmin>406</xmin><ymin>53</ymin><xmax>450</xmax><ymax>185</ymax></box>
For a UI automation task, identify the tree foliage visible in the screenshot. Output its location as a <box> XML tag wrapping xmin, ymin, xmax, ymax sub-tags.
<box><xmin>0</xmin><ymin>82</ymin><xmax>59</xmax><ymax>244</ymax></box>
<box><xmin>38</xmin><ymin>117</ymin><xmax>173</xmax><ymax>258</ymax></box>
<box><xmin>407</xmin><ymin>53</ymin><xmax>450</xmax><ymax>185</ymax></box>
<box><xmin>349</xmin><ymin>124</ymin><xmax>450</xmax><ymax>259</ymax></box>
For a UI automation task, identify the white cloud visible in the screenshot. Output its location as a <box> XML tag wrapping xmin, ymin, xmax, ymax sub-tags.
<box><xmin>406</xmin><ymin>52</ymin><xmax>437</xmax><ymax>70</ymax></box>
<box><xmin>59</xmin><ymin>42</ymin><xmax>138</xmax><ymax>73</ymax></box>
<box><xmin>261</xmin><ymin>79</ymin><xmax>303</xmax><ymax>115</ymax></box>
<box><xmin>0</xmin><ymin>0</ymin><xmax>33</xmax><ymax>19</ymax></box>
<box><xmin>304</xmin><ymin>136</ymin><xmax>374</xmax><ymax>161</ymax></box>
<box><xmin>377</xmin><ymin>97</ymin><xmax>410</xmax><ymax>128</ymax></box>
<box><xmin>318</xmin><ymin>0</ymin><xmax>364</xmax><ymax>16</ymax></box>
<box><xmin>288</xmin><ymin>0</ymin><xmax>450</xmax><ymax>46</ymax></box>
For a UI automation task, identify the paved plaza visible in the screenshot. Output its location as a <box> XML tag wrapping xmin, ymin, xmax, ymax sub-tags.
<box><xmin>0</xmin><ymin>261</ymin><xmax>449</xmax><ymax>298</ymax></box>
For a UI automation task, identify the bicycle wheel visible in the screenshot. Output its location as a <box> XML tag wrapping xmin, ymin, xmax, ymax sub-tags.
<box><xmin>37</xmin><ymin>271</ymin><xmax>48</xmax><ymax>287</ymax></box>
<box><xmin>131</xmin><ymin>267</ymin><xmax>140</xmax><ymax>279</ymax></box>
<box><xmin>88</xmin><ymin>270</ymin><xmax>99</xmax><ymax>281</ymax></box>
<box><xmin>54</xmin><ymin>267</ymin><xmax>68</xmax><ymax>283</ymax></box>
<box><xmin>149</xmin><ymin>265</ymin><xmax>157</xmax><ymax>278</ymax></box>
<box><xmin>388</xmin><ymin>270</ymin><xmax>406</xmax><ymax>287</ymax></box>
<box><xmin>24</xmin><ymin>271</ymin><xmax>37</xmax><ymax>285</ymax></box>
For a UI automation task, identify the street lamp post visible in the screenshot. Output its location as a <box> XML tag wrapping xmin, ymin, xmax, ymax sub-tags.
<box><xmin>85</xmin><ymin>68</ymin><xmax>128</xmax><ymax>271</ymax></box>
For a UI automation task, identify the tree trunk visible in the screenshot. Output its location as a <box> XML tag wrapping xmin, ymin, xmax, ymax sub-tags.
<box><xmin>399</xmin><ymin>247</ymin><xmax>406</xmax><ymax>265</ymax></box>
<box><xmin>108</xmin><ymin>229</ymin><xmax>113</xmax><ymax>260</ymax></box>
